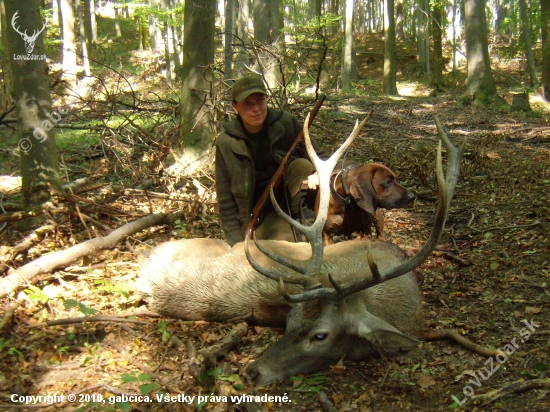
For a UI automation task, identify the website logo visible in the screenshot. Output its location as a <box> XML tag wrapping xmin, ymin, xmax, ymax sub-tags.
<box><xmin>11</xmin><ymin>10</ymin><xmax>47</xmax><ymax>54</ymax></box>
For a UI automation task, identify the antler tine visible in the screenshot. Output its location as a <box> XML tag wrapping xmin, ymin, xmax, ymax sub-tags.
<box><xmin>244</xmin><ymin>112</ymin><xmax>371</xmax><ymax>290</ymax></box>
<box><xmin>244</xmin><ymin>235</ymin><xmax>315</xmax><ymax>286</ymax></box>
<box><xmin>11</xmin><ymin>11</ymin><xmax>26</xmax><ymax>37</ymax></box>
<box><xmin>284</xmin><ymin>116</ymin><xmax>465</xmax><ymax>303</ymax></box>
<box><xmin>270</xmin><ymin>113</ymin><xmax>372</xmax><ymax>277</ymax></box>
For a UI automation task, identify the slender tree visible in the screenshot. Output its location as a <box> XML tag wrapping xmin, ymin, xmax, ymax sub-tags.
<box><xmin>179</xmin><ymin>0</ymin><xmax>216</xmax><ymax>169</ymax></box>
<box><xmin>518</xmin><ymin>0</ymin><xmax>538</xmax><ymax>87</ymax></box>
<box><xmin>224</xmin><ymin>0</ymin><xmax>236</xmax><ymax>81</ymax></box>
<box><xmin>75</xmin><ymin>0</ymin><xmax>90</xmax><ymax>76</ymax></box>
<box><xmin>542</xmin><ymin>0</ymin><xmax>550</xmax><ymax>99</ymax></box>
<box><xmin>5</xmin><ymin>0</ymin><xmax>61</xmax><ymax>210</ymax></box>
<box><xmin>431</xmin><ymin>3</ymin><xmax>444</xmax><ymax>90</ymax></box>
<box><xmin>59</xmin><ymin>0</ymin><xmax>77</xmax><ymax>84</ymax></box>
<box><xmin>253</xmin><ymin>0</ymin><xmax>284</xmax><ymax>89</ymax></box>
<box><xmin>464</xmin><ymin>0</ymin><xmax>500</xmax><ymax>104</ymax></box>
<box><xmin>383</xmin><ymin>0</ymin><xmax>398</xmax><ymax>94</ymax></box>
<box><xmin>341</xmin><ymin>0</ymin><xmax>354</xmax><ymax>90</ymax></box>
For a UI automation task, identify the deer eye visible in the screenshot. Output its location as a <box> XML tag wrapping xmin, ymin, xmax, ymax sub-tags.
<box><xmin>314</xmin><ymin>333</ymin><xmax>328</xmax><ymax>341</ymax></box>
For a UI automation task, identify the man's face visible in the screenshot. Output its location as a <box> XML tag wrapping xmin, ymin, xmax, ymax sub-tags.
<box><xmin>232</xmin><ymin>93</ymin><xmax>268</xmax><ymax>134</ymax></box>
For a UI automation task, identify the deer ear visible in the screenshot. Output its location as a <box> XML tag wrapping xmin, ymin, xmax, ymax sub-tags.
<box><xmin>349</xmin><ymin>182</ymin><xmax>376</xmax><ymax>214</ymax></box>
<box><xmin>355</xmin><ymin>313</ymin><xmax>419</xmax><ymax>350</ymax></box>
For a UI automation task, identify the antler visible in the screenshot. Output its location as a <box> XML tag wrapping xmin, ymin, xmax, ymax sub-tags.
<box><xmin>283</xmin><ymin>115</ymin><xmax>466</xmax><ymax>303</ymax></box>
<box><xmin>245</xmin><ymin>112</ymin><xmax>372</xmax><ymax>286</ymax></box>
<box><xmin>11</xmin><ymin>11</ymin><xmax>26</xmax><ymax>37</ymax></box>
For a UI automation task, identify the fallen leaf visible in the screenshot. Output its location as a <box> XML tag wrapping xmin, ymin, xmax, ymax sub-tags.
<box><xmin>417</xmin><ymin>374</ymin><xmax>436</xmax><ymax>389</ymax></box>
<box><xmin>525</xmin><ymin>306</ymin><xmax>542</xmax><ymax>314</ymax></box>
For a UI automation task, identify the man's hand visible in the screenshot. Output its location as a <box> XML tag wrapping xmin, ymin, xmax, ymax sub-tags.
<box><xmin>303</xmin><ymin>172</ymin><xmax>319</xmax><ymax>190</ymax></box>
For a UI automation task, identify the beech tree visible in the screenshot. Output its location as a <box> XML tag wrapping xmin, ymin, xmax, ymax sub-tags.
<box><xmin>464</xmin><ymin>0</ymin><xmax>500</xmax><ymax>104</ymax></box>
<box><xmin>59</xmin><ymin>0</ymin><xmax>77</xmax><ymax>84</ymax></box>
<box><xmin>179</xmin><ymin>0</ymin><xmax>216</xmax><ymax>169</ymax></box>
<box><xmin>541</xmin><ymin>0</ymin><xmax>550</xmax><ymax>99</ymax></box>
<box><xmin>253</xmin><ymin>0</ymin><xmax>284</xmax><ymax>89</ymax></box>
<box><xmin>5</xmin><ymin>0</ymin><xmax>61</xmax><ymax>210</ymax></box>
<box><xmin>383</xmin><ymin>0</ymin><xmax>398</xmax><ymax>95</ymax></box>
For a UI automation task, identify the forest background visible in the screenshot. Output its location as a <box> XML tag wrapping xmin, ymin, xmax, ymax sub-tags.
<box><xmin>0</xmin><ymin>0</ymin><xmax>549</xmax><ymax>411</ymax></box>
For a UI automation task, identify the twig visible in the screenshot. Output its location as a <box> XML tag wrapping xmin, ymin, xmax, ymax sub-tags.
<box><xmin>424</xmin><ymin>329</ymin><xmax>498</xmax><ymax>357</ymax></box>
<box><xmin>46</xmin><ymin>315</ymin><xmax>152</xmax><ymax>326</ymax></box>
<box><xmin>468</xmin><ymin>221</ymin><xmax>541</xmax><ymax>233</ymax></box>
<box><xmin>469</xmin><ymin>378</ymin><xmax>550</xmax><ymax>406</ymax></box>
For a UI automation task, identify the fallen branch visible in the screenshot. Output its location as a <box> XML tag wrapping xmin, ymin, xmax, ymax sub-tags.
<box><xmin>0</xmin><ymin>299</ymin><xmax>22</xmax><ymax>332</ymax></box>
<box><xmin>46</xmin><ymin>315</ymin><xmax>152</xmax><ymax>327</ymax></box>
<box><xmin>0</xmin><ymin>212</ymin><xmax>180</xmax><ymax>299</ymax></box>
<box><xmin>469</xmin><ymin>378</ymin><xmax>550</xmax><ymax>406</ymax></box>
<box><xmin>424</xmin><ymin>329</ymin><xmax>499</xmax><ymax>357</ymax></box>
<box><xmin>188</xmin><ymin>322</ymin><xmax>248</xmax><ymax>386</ymax></box>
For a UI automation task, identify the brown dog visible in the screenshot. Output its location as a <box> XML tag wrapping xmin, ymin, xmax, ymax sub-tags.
<box><xmin>318</xmin><ymin>163</ymin><xmax>415</xmax><ymax>244</ymax></box>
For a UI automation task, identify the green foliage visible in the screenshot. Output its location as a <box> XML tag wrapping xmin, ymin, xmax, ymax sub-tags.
<box><xmin>289</xmin><ymin>372</ymin><xmax>331</xmax><ymax>393</ymax></box>
<box><xmin>0</xmin><ymin>338</ymin><xmax>22</xmax><ymax>357</ymax></box>
<box><xmin>63</xmin><ymin>299</ymin><xmax>98</xmax><ymax>315</ymax></box>
<box><xmin>95</xmin><ymin>279</ymin><xmax>131</xmax><ymax>299</ymax></box>
<box><xmin>157</xmin><ymin>319</ymin><xmax>170</xmax><ymax>342</ymax></box>
<box><xmin>24</xmin><ymin>285</ymin><xmax>49</xmax><ymax>304</ymax></box>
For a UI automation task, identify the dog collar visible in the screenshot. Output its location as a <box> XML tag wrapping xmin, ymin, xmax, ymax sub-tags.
<box><xmin>330</xmin><ymin>165</ymin><xmax>358</xmax><ymax>207</ymax></box>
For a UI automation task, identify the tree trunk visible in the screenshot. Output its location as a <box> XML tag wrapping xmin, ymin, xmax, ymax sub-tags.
<box><xmin>518</xmin><ymin>0</ymin><xmax>538</xmax><ymax>87</ymax></box>
<box><xmin>431</xmin><ymin>4</ymin><xmax>444</xmax><ymax>91</ymax></box>
<box><xmin>464</xmin><ymin>0</ymin><xmax>500</xmax><ymax>104</ymax></box>
<box><xmin>224</xmin><ymin>0</ymin><xmax>235</xmax><ymax>80</ymax></box>
<box><xmin>416</xmin><ymin>0</ymin><xmax>426</xmax><ymax>73</ymax></box>
<box><xmin>542</xmin><ymin>0</ymin><xmax>550</xmax><ymax>99</ymax></box>
<box><xmin>383</xmin><ymin>0</ymin><xmax>398</xmax><ymax>95</ymax></box>
<box><xmin>253</xmin><ymin>0</ymin><xmax>285</xmax><ymax>90</ymax></box>
<box><xmin>161</xmin><ymin>0</ymin><xmax>172</xmax><ymax>86</ymax></box>
<box><xmin>178</xmin><ymin>0</ymin><xmax>215</xmax><ymax>170</ymax></box>
<box><xmin>60</xmin><ymin>0</ymin><xmax>77</xmax><ymax>84</ymax></box>
<box><xmin>75</xmin><ymin>0</ymin><xmax>90</xmax><ymax>76</ymax></box>
<box><xmin>114</xmin><ymin>0</ymin><xmax>122</xmax><ymax>38</ymax></box>
<box><xmin>396</xmin><ymin>1</ymin><xmax>404</xmax><ymax>41</ymax></box>
<box><xmin>5</xmin><ymin>0</ymin><xmax>61</xmax><ymax>210</ymax></box>
<box><xmin>83</xmin><ymin>0</ymin><xmax>97</xmax><ymax>45</ymax></box>
<box><xmin>341</xmin><ymin>0</ymin><xmax>354</xmax><ymax>90</ymax></box>
<box><xmin>0</xmin><ymin>0</ymin><xmax>13</xmax><ymax>109</ymax></box>
<box><xmin>235</xmin><ymin>0</ymin><xmax>250</xmax><ymax>75</ymax></box>
<box><xmin>148</xmin><ymin>0</ymin><xmax>162</xmax><ymax>53</ymax></box>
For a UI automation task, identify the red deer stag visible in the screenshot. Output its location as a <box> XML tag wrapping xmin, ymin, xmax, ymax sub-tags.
<box><xmin>136</xmin><ymin>116</ymin><xmax>463</xmax><ymax>386</ymax></box>
<box><xmin>243</xmin><ymin>115</ymin><xmax>464</xmax><ymax>386</ymax></box>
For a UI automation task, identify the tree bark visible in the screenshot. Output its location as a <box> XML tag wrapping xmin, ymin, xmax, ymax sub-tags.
<box><xmin>341</xmin><ymin>0</ymin><xmax>354</xmax><ymax>90</ymax></box>
<box><xmin>224</xmin><ymin>0</ymin><xmax>235</xmax><ymax>81</ymax></box>
<box><xmin>431</xmin><ymin>5</ymin><xmax>444</xmax><ymax>91</ymax></box>
<box><xmin>464</xmin><ymin>0</ymin><xmax>500</xmax><ymax>104</ymax></box>
<box><xmin>383</xmin><ymin>0</ymin><xmax>398</xmax><ymax>95</ymax></box>
<box><xmin>60</xmin><ymin>0</ymin><xmax>77</xmax><ymax>84</ymax></box>
<box><xmin>75</xmin><ymin>0</ymin><xmax>91</xmax><ymax>76</ymax></box>
<box><xmin>540</xmin><ymin>0</ymin><xmax>550</xmax><ymax>99</ymax></box>
<box><xmin>5</xmin><ymin>0</ymin><xmax>61</xmax><ymax>211</ymax></box>
<box><xmin>518</xmin><ymin>0</ymin><xmax>538</xmax><ymax>87</ymax></box>
<box><xmin>253</xmin><ymin>0</ymin><xmax>285</xmax><ymax>89</ymax></box>
<box><xmin>178</xmin><ymin>0</ymin><xmax>216</xmax><ymax>169</ymax></box>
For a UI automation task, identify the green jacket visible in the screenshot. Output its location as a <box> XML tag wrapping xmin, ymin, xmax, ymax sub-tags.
<box><xmin>215</xmin><ymin>108</ymin><xmax>324</xmax><ymax>246</ymax></box>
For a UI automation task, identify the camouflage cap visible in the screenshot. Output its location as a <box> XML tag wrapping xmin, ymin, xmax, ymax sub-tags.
<box><xmin>231</xmin><ymin>75</ymin><xmax>267</xmax><ymax>102</ymax></box>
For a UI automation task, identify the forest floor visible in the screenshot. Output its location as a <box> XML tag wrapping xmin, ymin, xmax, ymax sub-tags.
<box><xmin>1</xmin><ymin>33</ymin><xmax>550</xmax><ymax>412</ymax></box>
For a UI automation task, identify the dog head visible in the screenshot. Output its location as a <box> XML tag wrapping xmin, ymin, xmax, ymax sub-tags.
<box><xmin>347</xmin><ymin>164</ymin><xmax>415</xmax><ymax>214</ymax></box>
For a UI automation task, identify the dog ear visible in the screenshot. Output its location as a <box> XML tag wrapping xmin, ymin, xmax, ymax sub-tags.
<box><xmin>350</xmin><ymin>181</ymin><xmax>376</xmax><ymax>214</ymax></box>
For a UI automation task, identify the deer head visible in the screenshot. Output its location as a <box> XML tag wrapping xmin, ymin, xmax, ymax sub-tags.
<box><xmin>11</xmin><ymin>11</ymin><xmax>48</xmax><ymax>54</ymax></box>
<box><xmin>244</xmin><ymin>114</ymin><xmax>465</xmax><ymax>386</ymax></box>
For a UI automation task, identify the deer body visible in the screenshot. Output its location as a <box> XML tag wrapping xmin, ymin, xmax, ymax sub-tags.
<box><xmin>137</xmin><ymin>114</ymin><xmax>462</xmax><ymax>386</ymax></box>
